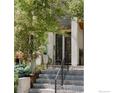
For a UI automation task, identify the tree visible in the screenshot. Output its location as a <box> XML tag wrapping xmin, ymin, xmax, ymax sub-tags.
<box><xmin>14</xmin><ymin>0</ymin><xmax>84</xmax><ymax>61</ymax></box>
<box><xmin>67</xmin><ymin>0</ymin><xmax>84</xmax><ymax>18</ymax></box>
<box><xmin>14</xmin><ymin>0</ymin><xmax>62</xmax><ymax>56</ymax></box>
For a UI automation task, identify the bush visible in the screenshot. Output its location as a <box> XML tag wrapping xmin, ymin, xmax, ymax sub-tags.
<box><xmin>35</xmin><ymin>65</ymin><xmax>45</xmax><ymax>73</ymax></box>
<box><xmin>14</xmin><ymin>64</ymin><xmax>31</xmax><ymax>78</ymax></box>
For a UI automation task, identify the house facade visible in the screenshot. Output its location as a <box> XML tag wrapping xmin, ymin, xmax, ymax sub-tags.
<box><xmin>47</xmin><ymin>17</ymin><xmax>84</xmax><ymax>66</ymax></box>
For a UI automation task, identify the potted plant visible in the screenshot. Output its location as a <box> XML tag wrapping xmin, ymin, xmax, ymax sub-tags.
<box><xmin>35</xmin><ymin>65</ymin><xmax>45</xmax><ymax>76</ymax></box>
<box><xmin>14</xmin><ymin>64</ymin><xmax>33</xmax><ymax>88</ymax></box>
<box><xmin>28</xmin><ymin>64</ymin><xmax>45</xmax><ymax>88</ymax></box>
<box><xmin>29</xmin><ymin>73</ymin><xmax>36</xmax><ymax>88</ymax></box>
<box><xmin>14</xmin><ymin>64</ymin><xmax>32</xmax><ymax>78</ymax></box>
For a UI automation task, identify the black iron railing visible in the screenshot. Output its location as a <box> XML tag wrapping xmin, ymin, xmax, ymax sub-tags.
<box><xmin>54</xmin><ymin>58</ymin><xmax>69</xmax><ymax>93</ymax></box>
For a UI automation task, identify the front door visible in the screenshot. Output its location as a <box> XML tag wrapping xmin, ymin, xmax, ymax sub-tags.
<box><xmin>55</xmin><ymin>33</ymin><xmax>71</xmax><ymax>65</ymax></box>
<box><xmin>65</xmin><ymin>34</ymin><xmax>71</xmax><ymax>65</ymax></box>
<box><xmin>55</xmin><ymin>34</ymin><xmax>62</xmax><ymax>64</ymax></box>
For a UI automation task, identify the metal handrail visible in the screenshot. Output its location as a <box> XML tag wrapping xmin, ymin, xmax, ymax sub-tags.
<box><xmin>55</xmin><ymin>68</ymin><xmax>61</xmax><ymax>80</ymax></box>
<box><xmin>54</xmin><ymin>58</ymin><xmax>69</xmax><ymax>93</ymax></box>
<box><xmin>55</xmin><ymin>59</ymin><xmax>63</xmax><ymax>93</ymax></box>
<box><xmin>55</xmin><ymin>68</ymin><xmax>61</xmax><ymax>93</ymax></box>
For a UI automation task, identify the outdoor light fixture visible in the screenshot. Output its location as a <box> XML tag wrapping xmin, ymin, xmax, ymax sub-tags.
<box><xmin>78</xmin><ymin>19</ymin><xmax>83</xmax><ymax>30</ymax></box>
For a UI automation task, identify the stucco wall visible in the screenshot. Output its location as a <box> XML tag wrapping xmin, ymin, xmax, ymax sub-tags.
<box><xmin>78</xmin><ymin>27</ymin><xmax>84</xmax><ymax>49</ymax></box>
<box><xmin>78</xmin><ymin>23</ymin><xmax>84</xmax><ymax>65</ymax></box>
<box><xmin>71</xmin><ymin>17</ymin><xmax>79</xmax><ymax>66</ymax></box>
<box><xmin>47</xmin><ymin>32</ymin><xmax>55</xmax><ymax>63</ymax></box>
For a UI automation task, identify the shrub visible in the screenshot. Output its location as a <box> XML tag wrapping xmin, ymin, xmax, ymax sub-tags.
<box><xmin>14</xmin><ymin>64</ymin><xmax>32</xmax><ymax>78</ymax></box>
<box><xmin>35</xmin><ymin>65</ymin><xmax>45</xmax><ymax>73</ymax></box>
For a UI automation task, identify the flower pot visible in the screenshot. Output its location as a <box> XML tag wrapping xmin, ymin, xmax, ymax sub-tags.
<box><xmin>34</xmin><ymin>71</ymin><xmax>41</xmax><ymax>78</ymax></box>
<box><xmin>29</xmin><ymin>74</ymin><xmax>36</xmax><ymax>88</ymax></box>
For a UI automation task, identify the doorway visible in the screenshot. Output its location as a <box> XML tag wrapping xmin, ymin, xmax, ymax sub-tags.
<box><xmin>55</xmin><ymin>33</ymin><xmax>71</xmax><ymax>65</ymax></box>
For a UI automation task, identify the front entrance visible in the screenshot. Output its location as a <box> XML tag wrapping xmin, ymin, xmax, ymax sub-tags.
<box><xmin>65</xmin><ymin>33</ymin><xmax>71</xmax><ymax>65</ymax></box>
<box><xmin>55</xmin><ymin>34</ymin><xmax>62</xmax><ymax>64</ymax></box>
<box><xmin>55</xmin><ymin>33</ymin><xmax>71</xmax><ymax>65</ymax></box>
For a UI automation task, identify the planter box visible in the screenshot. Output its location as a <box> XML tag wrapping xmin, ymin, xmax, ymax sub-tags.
<box><xmin>17</xmin><ymin>77</ymin><xmax>30</xmax><ymax>93</ymax></box>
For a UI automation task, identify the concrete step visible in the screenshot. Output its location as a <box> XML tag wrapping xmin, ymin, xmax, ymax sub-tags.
<box><xmin>39</xmin><ymin>74</ymin><xmax>83</xmax><ymax>80</ymax></box>
<box><xmin>48</xmin><ymin>65</ymin><xmax>84</xmax><ymax>70</ymax></box>
<box><xmin>41</xmin><ymin>70</ymin><xmax>84</xmax><ymax>75</ymax></box>
<box><xmin>29</xmin><ymin>68</ymin><xmax>84</xmax><ymax>93</ymax></box>
<box><xmin>33</xmin><ymin>83</ymin><xmax>83</xmax><ymax>91</ymax></box>
<box><xmin>69</xmin><ymin>66</ymin><xmax>84</xmax><ymax>70</ymax></box>
<box><xmin>36</xmin><ymin>79</ymin><xmax>83</xmax><ymax>86</ymax></box>
<box><xmin>29</xmin><ymin>88</ymin><xmax>83</xmax><ymax>93</ymax></box>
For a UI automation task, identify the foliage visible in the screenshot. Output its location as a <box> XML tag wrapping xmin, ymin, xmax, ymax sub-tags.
<box><xmin>14</xmin><ymin>0</ymin><xmax>84</xmax><ymax>60</ymax></box>
<box><xmin>14</xmin><ymin>64</ymin><xmax>32</xmax><ymax>77</ymax></box>
<box><xmin>35</xmin><ymin>65</ymin><xmax>45</xmax><ymax>73</ymax></box>
<box><xmin>47</xmin><ymin>56</ymin><xmax>53</xmax><ymax>65</ymax></box>
<box><xmin>14</xmin><ymin>72</ymin><xmax>18</xmax><ymax>93</ymax></box>
<box><xmin>14</xmin><ymin>0</ymin><xmax>60</xmax><ymax>56</ymax></box>
<box><xmin>67</xmin><ymin>0</ymin><xmax>84</xmax><ymax>18</ymax></box>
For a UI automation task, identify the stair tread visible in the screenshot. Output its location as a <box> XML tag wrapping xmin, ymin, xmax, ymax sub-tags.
<box><xmin>36</xmin><ymin>79</ymin><xmax>83</xmax><ymax>86</ymax></box>
<box><xmin>41</xmin><ymin>70</ymin><xmax>84</xmax><ymax>75</ymax></box>
<box><xmin>29</xmin><ymin>68</ymin><xmax>84</xmax><ymax>93</ymax></box>
<box><xmin>33</xmin><ymin>83</ymin><xmax>83</xmax><ymax>91</ymax></box>
<box><xmin>34</xmin><ymin>83</ymin><xmax>83</xmax><ymax>86</ymax></box>
<box><xmin>36</xmin><ymin>78</ymin><xmax>84</xmax><ymax>83</ymax></box>
<box><xmin>29</xmin><ymin>88</ymin><xmax>83</xmax><ymax>93</ymax></box>
<box><xmin>39</xmin><ymin>73</ymin><xmax>83</xmax><ymax>76</ymax></box>
<box><xmin>38</xmin><ymin>75</ymin><xmax>83</xmax><ymax>80</ymax></box>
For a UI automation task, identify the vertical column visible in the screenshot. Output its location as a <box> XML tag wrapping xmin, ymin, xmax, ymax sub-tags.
<box><xmin>62</xmin><ymin>35</ymin><xmax>65</xmax><ymax>61</ymax></box>
<box><xmin>47</xmin><ymin>32</ymin><xmax>55</xmax><ymax>64</ymax></box>
<box><xmin>71</xmin><ymin>17</ymin><xmax>79</xmax><ymax>66</ymax></box>
<box><xmin>78</xmin><ymin>26</ymin><xmax>84</xmax><ymax>65</ymax></box>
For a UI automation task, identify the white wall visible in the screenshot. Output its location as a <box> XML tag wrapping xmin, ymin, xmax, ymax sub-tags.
<box><xmin>47</xmin><ymin>32</ymin><xmax>55</xmax><ymax>63</ymax></box>
<box><xmin>78</xmin><ymin>30</ymin><xmax>84</xmax><ymax>49</ymax></box>
<box><xmin>78</xmin><ymin>24</ymin><xmax>84</xmax><ymax>65</ymax></box>
<box><xmin>71</xmin><ymin>17</ymin><xmax>84</xmax><ymax>66</ymax></box>
<box><xmin>71</xmin><ymin>17</ymin><xmax>79</xmax><ymax>66</ymax></box>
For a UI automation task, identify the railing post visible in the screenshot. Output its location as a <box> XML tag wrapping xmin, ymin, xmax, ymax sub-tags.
<box><xmin>61</xmin><ymin>60</ymin><xmax>63</xmax><ymax>86</ymax></box>
<box><xmin>55</xmin><ymin>79</ymin><xmax>57</xmax><ymax>93</ymax></box>
<box><xmin>67</xmin><ymin>63</ymin><xmax>69</xmax><ymax>71</ymax></box>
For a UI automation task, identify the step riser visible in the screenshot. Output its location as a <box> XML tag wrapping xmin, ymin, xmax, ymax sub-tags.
<box><xmin>29</xmin><ymin>69</ymin><xmax>84</xmax><ymax>93</ymax></box>
<box><xmin>38</xmin><ymin>77</ymin><xmax>83</xmax><ymax>80</ymax></box>
<box><xmin>48</xmin><ymin>66</ymin><xmax>84</xmax><ymax>70</ymax></box>
<box><xmin>29</xmin><ymin>89</ymin><xmax>83</xmax><ymax>93</ymax></box>
<box><xmin>33</xmin><ymin>84</ymin><xmax>83</xmax><ymax>91</ymax></box>
<box><xmin>39</xmin><ymin>74</ymin><xmax>83</xmax><ymax>80</ymax></box>
<box><xmin>36</xmin><ymin>80</ymin><xmax>83</xmax><ymax>86</ymax></box>
<box><xmin>41</xmin><ymin>71</ymin><xmax>84</xmax><ymax>75</ymax></box>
